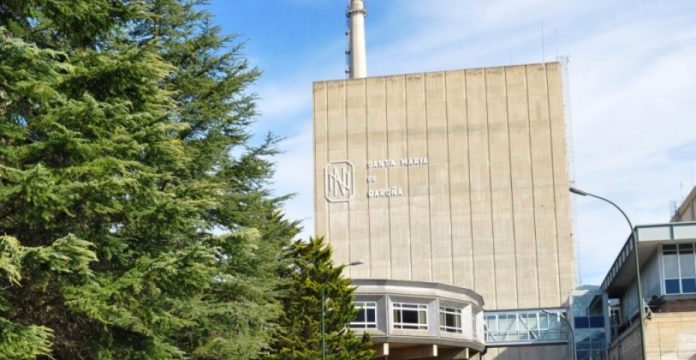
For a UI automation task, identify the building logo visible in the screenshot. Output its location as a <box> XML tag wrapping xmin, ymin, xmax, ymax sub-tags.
<box><xmin>325</xmin><ymin>161</ymin><xmax>355</xmax><ymax>202</ymax></box>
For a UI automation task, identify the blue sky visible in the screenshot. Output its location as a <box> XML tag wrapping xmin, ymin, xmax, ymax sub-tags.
<box><xmin>210</xmin><ymin>0</ymin><xmax>696</xmax><ymax>286</ymax></box>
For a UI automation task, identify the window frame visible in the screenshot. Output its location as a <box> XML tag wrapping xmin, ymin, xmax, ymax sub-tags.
<box><xmin>661</xmin><ymin>243</ymin><xmax>696</xmax><ymax>295</ymax></box>
<box><xmin>392</xmin><ymin>302</ymin><xmax>428</xmax><ymax>330</ymax></box>
<box><xmin>350</xmin><ymin>301</ymin><xmax>378</xmax><ymax>329</ymax></box>
<box><xmin>439</xmin><ymin>306</ymin><xmax>463</xmax><ymax>334</ymax></box>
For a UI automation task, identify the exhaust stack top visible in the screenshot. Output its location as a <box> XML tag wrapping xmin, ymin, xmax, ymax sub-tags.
<box><xmin>347</xmin><ymin>0</ymin><xmax>367</xmax><ymax>78</ymax></box>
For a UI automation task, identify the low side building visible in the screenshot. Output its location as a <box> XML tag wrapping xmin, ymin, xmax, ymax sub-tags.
<box><xmin>601</xmin><ymin>214</ymin><xmax>696</xmax><ymax>359</ymax></box>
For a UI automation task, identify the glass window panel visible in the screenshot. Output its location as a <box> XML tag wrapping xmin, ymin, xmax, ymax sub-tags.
<box><xmin>526</xmin><ymin>313</ymin><xmax>538</xmax><ymax>330</ymax></box>
<box><xmin>440</xmin><ymin>307</ymin><xmax>463</xmax><ymax>333</ymax></box>
<box><xmin>392</xmin><ymin>303</ymin><xmax>427</xmax><ymax>330</ymax></box>
<box><xmin>351</xmin><ymin>302</ymin><xmax>377</xmax><ymax>329</ymax></box>
<box><xmin>549</xmin><ymin>314</ymin><xmax>562</xmax><ymax>330</ymax></box>
<box><xmin>486</xmin><ymin>316</ymin><xmax>497</xmax><ymax>331</ymax></box>
<box><xmin>589</xmin><ymin>316</ymin><xmax>604</xmax><ymax>328</ymax></box>
<box><xmin>402</xmin><ymin>309</ymin><xmax>419</xmax><ymax>323</ymax></box>
<box><xmin>500</xmin><ymin>315</ymin><xmax>515</xmax><ymax>330</ymax></box>
<box><xmin>664</xmin><ymin>253</ymin><xmax>680</xmax><ymax>278</ymax></box>
<box><xmin>539</xmin><ymin>313</ymin><xmax>549</xmax><ymax>330</ymax></box>
<box><xmin>448</xmin><ymin>313</ymin><xmax>456</xmax><ymax>326</ymax></box>
<box><xmin>680</xmin><ymin>251</ymin><xmax>695</xmax><ymax>277</ymax></box>
<box><xmin>666</xmin><ymin>279</ymin><xmax>681</xmax><ymax>294</ymax></box>
<box><xmin>663</xmin><ymin>244</ymin><xmax>677</xmax><ymax>252</ymax></box>
<box><xmin>682</xmin><ymin>278</ymin><xmax>696</xmax><ymax>293</ymax></box>
<box><xmin>679</xmin><ymin>243</ymin><xmax>694</xmax><ymax>251</ymax></box>
<box><xmin>574</xmin><ymin>317</ymin><xmax>589</xmax><ymax>329</ymax></box>
<box><xmin>393</xmin><ymin>309</ymin><xmax>401</xmax><ymax>323</ymax></box>
<box><xmin>576</xmin><ymin>335</ymin><xmax>592</xmax><ymax>349</ymax></box>
<box><xmin>674</xmin><ymin>225</ymin><xmax>696</xmax><ymax>240</ymax></box>
<box><xmin>355</xmin><ymin>311</ymin><xmax>365</xmax><ymax>322</ymax></box>
<box><xmin>591</xmin><ymin>330</ymin><xmax>606</xmax><ymax>346</ymax></box>
<box><xmin>366</xmin><ymin>309</ymin><xmax>376</xmax><ymax>322</ymax></box>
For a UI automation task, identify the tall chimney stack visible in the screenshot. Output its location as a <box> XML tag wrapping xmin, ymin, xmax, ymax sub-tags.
<box><xmin>347</xmin><ymin>0</ymin><xmax>367</xmax><ymax>78</ymax></box>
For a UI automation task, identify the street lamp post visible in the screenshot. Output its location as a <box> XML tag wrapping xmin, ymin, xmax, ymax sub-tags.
<box><xmin>570</xmin><ymin>187</ymin><xmax>647</xmax><ymax>360</ymax></box>
<box><xmin>542</xmin><ymin>310</ymin><xmax>576</xmax><ymax>360</ymax></box>
<box><xmin>321</xmin><ymin>260</ymin><xmax>364</xmax><ymax>360</ymax></box>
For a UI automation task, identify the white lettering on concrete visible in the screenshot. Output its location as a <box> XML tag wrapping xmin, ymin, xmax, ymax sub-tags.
<box><xmin>366</xmin><ymin>159</ymin><xmax>397</xmax><ymax>169</ymax></box>
<box><xmin>367</xmin><ymin>187</ymin><xmax>404</xmax><ymax>198</ymax></box>
<box><xmin>366</xmin><ymin>157</ymin><xmax>428</xmax><ymax>168</ymax></box>
<box><xmin>400</xmin><ymin>157</ymin><xmax>428</xmax><ymax>167</ymax></box>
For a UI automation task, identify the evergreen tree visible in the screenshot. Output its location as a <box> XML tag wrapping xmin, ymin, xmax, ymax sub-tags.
<box><xmin>0</xmin><ymin>1</ymin><xmax>298</xmax><ymax>358</ymax></box>
<box><xmin>267</xmin><ymin>238</ymin><xmax>373</xmax><ymax>360</ymax></box>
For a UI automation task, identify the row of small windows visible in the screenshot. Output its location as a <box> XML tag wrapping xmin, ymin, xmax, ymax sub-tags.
<box><xmin>662</xmin><ymin>243</ymin><xmax>696</xmax><ymax>294</ymax></box>
<box><xmin>350</xmin><ymin>302</ymin><xmax>466</xmax><ymax>334</ymax></box>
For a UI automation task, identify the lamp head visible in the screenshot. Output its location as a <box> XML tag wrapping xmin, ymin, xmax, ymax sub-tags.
<box><xmin>347</xmin><ymin>260</ymin><xmax>364</xmax><ymax>267</ymax></box>
<box><xmin>569</xmin><ymin>187</ymin><xmax>589</xmax><ymax>196</ymax></box>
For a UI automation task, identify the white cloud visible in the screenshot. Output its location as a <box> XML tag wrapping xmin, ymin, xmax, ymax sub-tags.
<box><xmin>270</xmin><ymin>121</ymin><xmax>315</xmax><ymax>240</ymax></box>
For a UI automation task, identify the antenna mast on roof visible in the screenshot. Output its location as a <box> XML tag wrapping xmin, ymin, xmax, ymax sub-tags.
<box><xmin>345</xmin><ymin>0</ymin><xmax>367</xmax><ymax>78</ymax></box>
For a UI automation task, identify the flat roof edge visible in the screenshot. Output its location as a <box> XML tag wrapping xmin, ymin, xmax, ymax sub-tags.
<box><xmin>312</xmin><ymin>61</ymin><xmax>563</xmax><ymax>85</ymax></box>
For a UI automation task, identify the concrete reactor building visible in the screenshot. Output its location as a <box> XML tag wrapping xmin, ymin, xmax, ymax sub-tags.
<box><xmin>312</xmin><ymin>1</ymin><xmax>579</xmax><ymax>359</ymax></box>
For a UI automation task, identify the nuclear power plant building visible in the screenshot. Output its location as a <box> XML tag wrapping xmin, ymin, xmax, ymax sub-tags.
<box><xmin>311</xmin><ymin>1</ymin><xmax>585</xmax><ymax>359</ymax></box>
<box><xmin>314</xmin><ymin>61</ymin><xmax>580</xmax><ymax>358</ymax></box>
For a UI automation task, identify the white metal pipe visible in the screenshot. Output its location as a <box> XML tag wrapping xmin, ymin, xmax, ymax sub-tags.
<box><xmin>348</xmin><ymin>0</ymin><xmax>367</xmax><ymax>78</ymax></box>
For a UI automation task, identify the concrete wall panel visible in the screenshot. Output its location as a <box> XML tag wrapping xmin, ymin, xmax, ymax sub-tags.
<box><xmin>386</xmin><ymin>75</ymin><xmax>412</xmax><ymax>280</ymax></box>
<box><xmin>505</xmin><ymin>65</ymin><xmax>540</xmax><ymax>309</ymax></box>
<box><xmin>366</xmin><ymin>77</ymin><xmax>391</xmax><ymax>278</ymax></box>
<box><xmin>466</xmin><ymin>68</ymin><xmax>497</xmax><ymax>307</ymax></box>
<box><xmin>546</xmin><ymin>63</ymin><xmax>575</xmax><ymax>301</ymax></box>
<box><xmin>346</xmin><ymin>79</ymin><xmax>370</xmax><ymax>277</ymax></box>
<box><xmin>486</xmin><ymin>67</ymin><xmax>518</xmax><ymax>310</ymax></box>
<box><xmin>406</xmin><ymin>74</ymin><xmax>432</xmax><ymax>282</ymax></box>
<box><xmin>526</xmin><ymin>64</ymin><xmax>561</xmax><ymax>307</ymax></box>
<box><xmin>314</xmin><ymin>83</ymin><xmax>329</xmax><ymax>239</ymax></box>
<box><xmin>325</xmin><ymin>81</ymin><xmax>350</xmax><ymax>267</ymax></box>
<box><xmin>426</xmin><ymin>72</ymin><xmax>454</xmax><ymax>284</ymax></box>
<box><xmin>446</xmin><ymin>70</ymin><xmax>475</xmax><ymax>290</ymax></box>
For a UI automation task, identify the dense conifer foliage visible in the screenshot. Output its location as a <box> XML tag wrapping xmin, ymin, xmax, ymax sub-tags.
<box><xmin>266</xmin><ymin>238</ymin><xmax>373</xmax><ymax>360</ymax></box>
<box><xmin>0</xmin><ymin>0</ymin><xmax>299</xmax><ymax>358</ymax></box>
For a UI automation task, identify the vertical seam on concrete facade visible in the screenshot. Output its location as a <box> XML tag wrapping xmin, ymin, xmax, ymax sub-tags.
<box><xmin>545</xmin><ymin>65</ymin><xmax>562</xmax><ymax>304</ymax></box>
<box><xmin>484</xmin><ymin>68</ymin><xmax>499</xmax><ymax>308</ymax></box>
<box><xmin>363</xmin><ymin>78</ymin><xmax>372</xmax><ymax>278</ymax></box>
<box><xmin>324</xmin><ymin>83</ymin><xmax>331</xmax><ymax>253</ymax></box>
<box><xmin>526</xmin><ymin>66</ymin><xmax>542</xmax><ymax>307</ymax></box>
<box><xmin>445</xmin><ymin>72</ymin><xmax>455</xmax><ymax>285</ymax></box>
<box><xmin>404</xmin><ymin>75</ymin><xmax>413</xmax><ymax>280</ymax></box>
<box><xmin>383</xmin><ymin>78</ymin><xmax>393</xmax><ymax>279</ymax></box>
<box><xmin>504</xmin><ymin>67</ymin><xmax>520</xmax><ymax>308</ymax></box>
<box><xmin>465</xmin><ymin>72</ymin><xmax>476</xmax><ymax>290</ymax></box>
<box><xmin>343</xmin><ymin>81</ymin><xmax>352</xmax><ymax>277</ymax></box>
<box><xmin>424</xmin><ymin>73</ymin><xmax>434</xmax><ymax>282</ymax></box>
<box><xmin>313</xmin><ymin>84</ymin><xmax>318</xmax><ymax>237</ymax></box>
